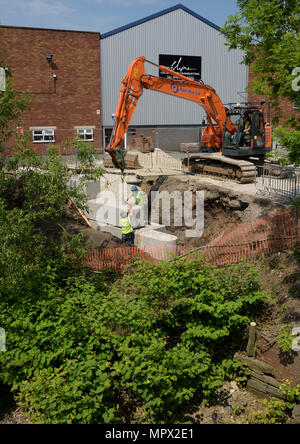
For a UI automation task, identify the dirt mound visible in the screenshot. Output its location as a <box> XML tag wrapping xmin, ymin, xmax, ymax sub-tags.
<box><xmin>65</xmin><ymin>200</ymin><xmax>124</xmax><ymax>249</ymax></box>
<box><xmin>67</xmin><ymin>221</ymin><xmax>123</xmax><ymax>249</ymax></box>
<box><xmin>141</xmin><ymin>175</ymin><xmax>281</xmax><ymax>249</ymax></box>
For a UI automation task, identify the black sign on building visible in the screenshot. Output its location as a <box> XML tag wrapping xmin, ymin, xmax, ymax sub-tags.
<box><xmin>159</xmin><ymin>54</ymin><xmax>202</xmax><ymax>82</ymax></box>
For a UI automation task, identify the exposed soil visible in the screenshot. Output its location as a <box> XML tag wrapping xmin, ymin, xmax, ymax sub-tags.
<box><xmin>66</xmin><ymin>201</ymin><xmax>124</xmax><ymax>249</ymax></box>
<box><xmin>181</xmin><ymin>250</ymin><xmax>300</xmax><ymax>425</ymax></box>
<box><xmin>140</xmin><ymin>174</ymin><xmax>285</xmax><ymax>249</ymax></box>
<box><xmin>67</xmin><ymin>220</ymin><xmax>123</xmax><ymax>249</ymax></box>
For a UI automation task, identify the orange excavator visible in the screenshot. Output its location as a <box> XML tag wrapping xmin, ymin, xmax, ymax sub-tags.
<box><xmin>106</xmin><ymin>57</ymin><xmax>272</xmax><ymax>183</ymax></box>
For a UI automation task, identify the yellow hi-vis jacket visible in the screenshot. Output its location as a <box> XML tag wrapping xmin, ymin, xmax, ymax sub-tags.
<box><xmin>121</xmin><ymin>216</ymin><xmax>133</xmax><ymax>235</ymax></box>
<box><xmin>131</xmin><ymin>191</ymin><xmax>144</xmax><ymax>205</ymax></box>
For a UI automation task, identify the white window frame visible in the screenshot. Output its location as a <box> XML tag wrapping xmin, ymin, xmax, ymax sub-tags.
<box><xmin>76</xmin><ymin>127</ymin><xmax>94</xmax><ymax>142</ymax></box>
<box><xmin>31</xmin><ymin>127</ymin><xmax>55</xmax><ymax>143</ymax></box>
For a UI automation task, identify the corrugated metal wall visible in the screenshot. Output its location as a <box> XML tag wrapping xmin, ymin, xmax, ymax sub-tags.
<box><xmin>101</xmin><ymin>8</ymin><xmax>248</xmax><ymax>128</ymax></box>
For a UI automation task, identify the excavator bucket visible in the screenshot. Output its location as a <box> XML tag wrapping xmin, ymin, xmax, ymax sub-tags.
<box><xmin>103</xmin><ymin>152</ymin><xmax>141</xmax><ymax>170</ymax></box>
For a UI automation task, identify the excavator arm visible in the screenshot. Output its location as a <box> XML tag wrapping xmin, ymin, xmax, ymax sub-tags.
<box><xmin>106</xmin><ymin>57</ymin><xmax>236</xmax><ymax>171</ymax></box>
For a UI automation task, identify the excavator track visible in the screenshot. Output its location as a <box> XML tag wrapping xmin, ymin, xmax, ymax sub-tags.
<box><xmin>182</xmin><ymin>153</ymin><xmax>256</xmax><ymax>183</ymax></box>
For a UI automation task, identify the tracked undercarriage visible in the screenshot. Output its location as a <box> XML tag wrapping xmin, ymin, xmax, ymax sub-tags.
<box><xmin>182</xmin><ymin>153</ymin><xmax>256</xmax><ymax>183</ymax></box>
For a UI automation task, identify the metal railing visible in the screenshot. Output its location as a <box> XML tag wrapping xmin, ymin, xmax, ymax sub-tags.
<box><xmin>256</xmin><ymin>163</ymin><xmax>300</xmax><ymax>200</ymax></box>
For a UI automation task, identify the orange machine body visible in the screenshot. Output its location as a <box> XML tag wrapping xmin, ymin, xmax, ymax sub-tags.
<box><xmin>107</xmin><ymin>57</ymin><xmax>271</xmax><ymax>170</ymax></box>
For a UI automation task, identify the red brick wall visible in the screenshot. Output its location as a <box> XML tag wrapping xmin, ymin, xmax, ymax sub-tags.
<box><xmin>0</xmin><ymin>26</ymin><xmax>102</xmax><ymax>154</ymax></box>
<box><xmin>248</xmin><ymin>64</ymin><xmax>299</xmax><ymax>126</ymax></box>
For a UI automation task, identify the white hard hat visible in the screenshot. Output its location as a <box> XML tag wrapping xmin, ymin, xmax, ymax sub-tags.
<box><xmin>120</xmin><ymin>209</ymin><xmax>127</xmax><ymax>218</ymax></box>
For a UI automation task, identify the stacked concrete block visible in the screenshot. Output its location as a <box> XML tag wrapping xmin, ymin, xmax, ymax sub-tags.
<box><xmin>76</xmin><ymin>173</ymin><xmax>179</xmax><ymax>251</ymax></box>
<box><xmin>134</xmin><ymin>224</ymin><xmax>177</xmax><ymax>260</ymax></box>
<box><xmin>68</xmin><ymin>177</ymin><xmax>101</xmax><ymax>199</ymax></box>
<box><xmin>179</xmin><ymin>142</ymin><xmax>201</xmax><ymax>153</ymax></box>
<box><xmin>137</xmin><ymin>148</ymin><xmax>183</xmax><ymax>171</ymax></box>
<box><xmin>127</xmin><ymin>135</ymin><xmax>154</xmax><ymax>152</ymax></box>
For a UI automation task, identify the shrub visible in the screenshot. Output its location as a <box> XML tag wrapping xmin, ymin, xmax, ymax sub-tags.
<box><xmin>0</xmin><ymin>258</ymin><xmax>270</xmax><ymax>423</ymax></box>
<box><xmin>278</xmin><ymin>324</ymin><xmax>294</xmax><ymax>353</ymax></box>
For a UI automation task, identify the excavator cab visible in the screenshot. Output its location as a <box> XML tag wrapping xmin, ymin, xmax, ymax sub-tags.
<box><xmin>222</xmin><ymin>106</ymin><xmax>272</xmax><ymax>158</ymax></box>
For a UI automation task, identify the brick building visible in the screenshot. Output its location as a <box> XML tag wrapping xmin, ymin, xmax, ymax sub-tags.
<box><xmin>0</xmin><ymin>26</ymin><xmax>102</xmax><ymax>154</ymax></box>
<box><xmin>248</xmin><ymin>63</ymin><xmax>299</xmax><ymax>126</ymax></box>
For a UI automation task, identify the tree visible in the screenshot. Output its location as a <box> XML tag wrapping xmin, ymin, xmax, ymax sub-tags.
<box><xmin>222</xmin><ymin>0</ymin><xmax>300</xmax><ymax>122</ymax></box>
<box><xmin>0</xmin><ymin>61</ymin><xmax>31</xmax><ymax>151</ymax></box>
<box><xmin>222</xmin><ymin>1</ymin><xmax>300</xmax><ymax>164</ymax></box>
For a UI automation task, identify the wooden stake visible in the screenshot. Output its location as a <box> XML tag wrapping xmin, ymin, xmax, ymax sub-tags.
<box><xmin>68</xmin><ymin>194</ymin><xmax>93</xmax><ymax>229</ymax></box>
<box><xmin>246</xmin><ymin>322</ymin><xmax>257</xmax><ymax>358</ymax></box>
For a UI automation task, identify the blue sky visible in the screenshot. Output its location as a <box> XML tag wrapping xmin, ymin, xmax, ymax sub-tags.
<box><xmin>0</xmin><ymin>0</ymin><xmax>239</xmax><ymax>33</ymax></box>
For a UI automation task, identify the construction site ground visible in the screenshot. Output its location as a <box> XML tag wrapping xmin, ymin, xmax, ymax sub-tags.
<box><xmin>1</xmin><ymin>161</ymin><xmax>299</xmax><ymax>424</ymax></box>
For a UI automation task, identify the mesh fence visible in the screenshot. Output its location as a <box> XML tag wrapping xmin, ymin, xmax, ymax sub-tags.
<box><xmin>84</xmin><ymin>208</ymin><xmax>300</xmax><ymax>271</ymax></box>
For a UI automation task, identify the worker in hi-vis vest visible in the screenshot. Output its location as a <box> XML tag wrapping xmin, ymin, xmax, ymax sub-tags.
<box><xmin>120</xmin><ymin>209</ymin><xmax>134</xmax><ymax>245</ymax></box>
<box><xmin>127</xmin><ymin>185</ymin><xmax>145</xmax><ymax>215</ymax></box>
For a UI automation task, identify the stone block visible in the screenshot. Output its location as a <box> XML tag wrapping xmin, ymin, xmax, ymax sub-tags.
<box><xmin>84</xmin><ymin>180</ymin><xmax>101</xmax><ymax>199</ymax></box>
<box><xmin>68</xmin><ymin>178</ymin><xmax>101</xmax><ymax>199</ymax></box>
<box><xmin>179</xmin><ymin>142</ymin><xmax>200</xmax><ymax>153</ymax></box>
<box><xmin>97</xmin><ymin>223</ymin><xmax>123</xmax><ymax>240</ymax></box>
<box><xmin>137</xmin><ymin>228</ymin><xmax>177</xmax><ymax>260</ymax></box>
<box><xmin>138</xmin><ymin>229</ymin><xmax>177</xmax><ymax>247</ymax></box>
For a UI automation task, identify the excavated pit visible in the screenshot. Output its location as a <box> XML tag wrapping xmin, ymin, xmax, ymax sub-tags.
<box><xmin>139</xmin><ymin>174</ymin><xmax>285</xmax><ymax>249</ymax></box>
<box><xmin>77</xmin><ymin>168</ymin><xmax>286</xmax><ymax>251</ymax></box>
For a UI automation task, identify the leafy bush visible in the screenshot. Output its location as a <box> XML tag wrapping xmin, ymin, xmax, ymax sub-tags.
<box><xmin>252</xmin><ymin>398</ymin><xmax>287</xmax><ymax>424</ymax></box>
<box><xmin>278</xmin><ymin>324</ymin><xmax>294</xmax><ymax>353</ymax></box>
<box><xmin>0</xmin><ymin>255</ymin><xmax>270</xmax><ymax>423</ymax></box>
<box><xmin>0</xmin><ymin>142</ymin><xmax>271</xmax><ymax>423</ymax></box>
<box><xmin>275</xmin><ymin>126</ymin><xmax>300</xmax><ymax>166</ymax></box>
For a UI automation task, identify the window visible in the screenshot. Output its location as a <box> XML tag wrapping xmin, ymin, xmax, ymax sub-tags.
<box><xmin>32</xmin><ymin>128</ymin><xmax>55</xmax><ymax>143</ymax></box>
<box><xmin>77</xmin><ymin>128</ymin><xmax>94</xmax><ymax>141</ymax></box>
<box><xmin>293</xmin><ymin>102</ymin><xmax>299</xmax><ymax>110</ymax></box>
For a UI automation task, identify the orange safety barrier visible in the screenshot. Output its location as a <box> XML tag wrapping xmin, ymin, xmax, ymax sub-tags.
<box><xmin>84</xmin><ymin>208</ymin><xmax>300</xmax><ymax>271</ymax></box>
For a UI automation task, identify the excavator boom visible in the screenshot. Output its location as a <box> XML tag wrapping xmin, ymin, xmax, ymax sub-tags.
<box><xmin>106</xmin><ymin>57</ymin><xmax>271</xmax><ymax>183</ymax></box>
<box><xmin>106</xmin><ymin>57</ymin><xmax>236</xmax><ymax>171</ymax></box>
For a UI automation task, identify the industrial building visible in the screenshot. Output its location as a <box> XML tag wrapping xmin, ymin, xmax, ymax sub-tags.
<box><xmin>100</xmin><ymin>4</ymin><xmax>249</xmax><ymax>151</ymax></box>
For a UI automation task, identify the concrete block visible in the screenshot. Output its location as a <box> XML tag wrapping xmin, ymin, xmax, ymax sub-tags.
<box><xmin>84</xmin><ymin>199</ymin><xmax>102</xmax><ymax>222</ymax></box>
<box><xmin>138</xmin><ymin>229</ymin><xmax>177</xmax><ymax>247</ymax></box>
<box><xmin>148</xmin><ymin>223</ymin><xmax>166</xmax><ymax>233</ymax></box>
<box><xmin>97</xmin><ymin>223</ymin><xmax>123</xmax><ymax>240</ymax></box>
<box><xmin>68</xmin><ymin>178</ymin><xmax>101</xmax><ymax>199</ymax></box>
<box><xmin>179</xmin><ymin>142</ymin><xmax>200</xmax><ymax>153</ymax></box>
<box><xmin>84</xmin><ymin>180</ymin><xmax>101</xmax><ymax>199</ymax></box>
<box><xmin>136</xmin><ymin>229</ymin><xmax>177</xmax><ymax>260</ymax></box>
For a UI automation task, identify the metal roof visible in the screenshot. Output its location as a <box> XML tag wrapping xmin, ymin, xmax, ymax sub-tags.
<box><xmin>101</xmin><ymin>3</ymin><xmax>220</xmax><ymax>39</ymax></box>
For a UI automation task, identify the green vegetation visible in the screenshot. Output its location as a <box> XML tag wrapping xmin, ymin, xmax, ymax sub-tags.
<box><xmin>278</xmin><ymin>324</ymin><xmax>294</xmax><ymax>353</ymax></box>
<box><xmin>0</xmin><ymin>140</ymin><xmax>271</xmax><ymax>423</ymax></box>
<box><xmin>252</xmin><ymin>382</ymin><xmax>300</xmax><ymax>424</ymax></box>
<box><xmin>0</xmin><ymin>55</ymin><xmax>297</xmax><ymax>425</ymax></box>
<box><xmin>0</xmin><ymin>61</ymin><xmax>31</xmax><ymax>151</ymax></box>
<box><xmin>222</xmin><ymin>0</ymin><xmax>300</xmax><ymax>164</ymax></box>
<box><xmin>252</xmin><ymin>398</ymin><xmax>287</xmax><ymax>424</ymax></box>
<box><xmin>0</xmin><ymin>251</ymin><xmax>270</xmax><ymax>423</ymax></box>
